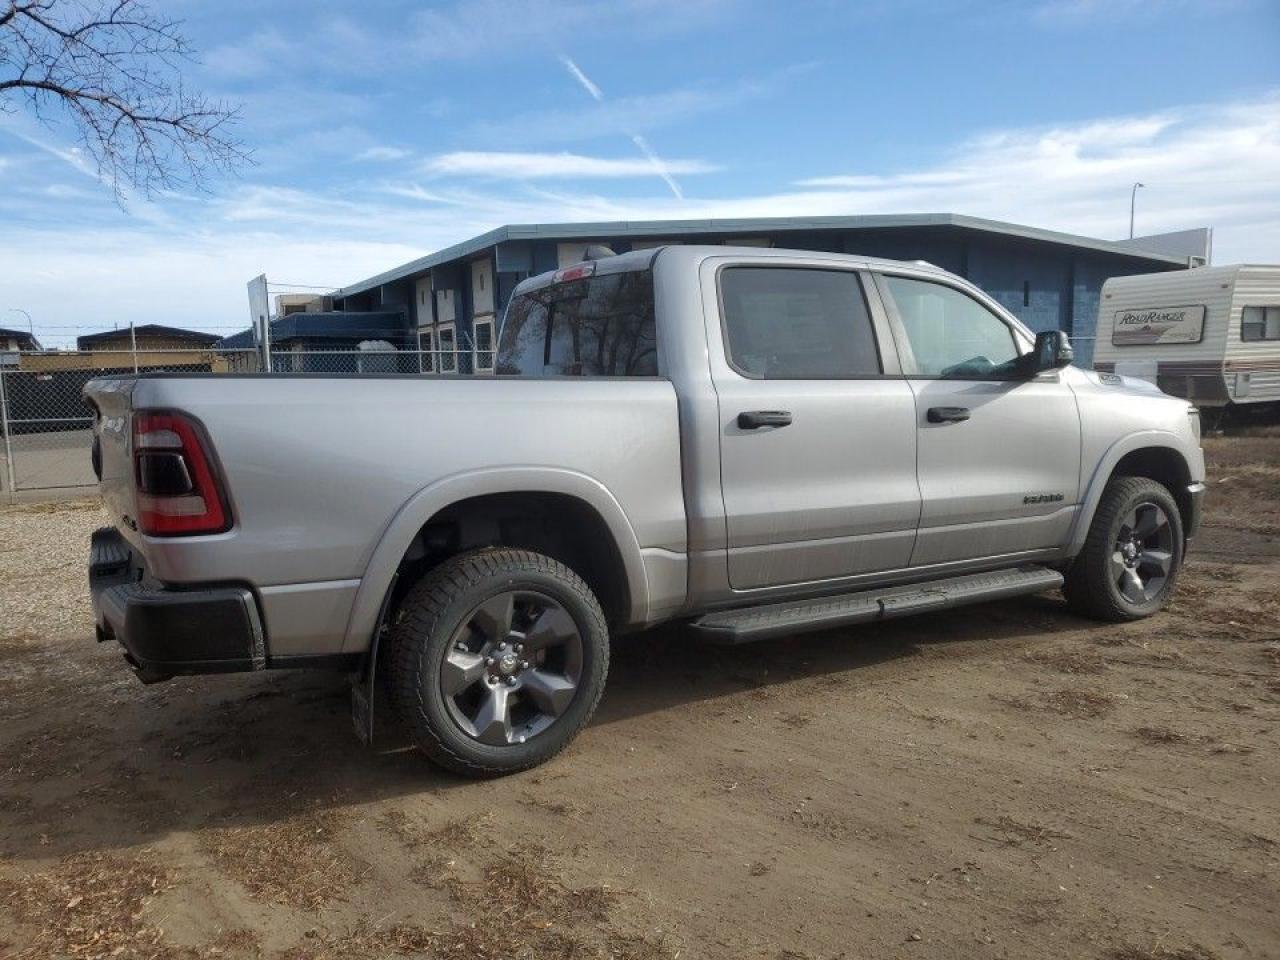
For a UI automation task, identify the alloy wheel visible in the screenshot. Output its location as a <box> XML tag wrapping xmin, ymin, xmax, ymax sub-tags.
<box><xmin>1111</xmin><ymin>501</ymin><xmax>1175</xmax><ymax>604</ymax></box>
<box><xmin>440</xmin><ymin>590</ymin><xmax>584</xmax><ymax>746</ymax></box>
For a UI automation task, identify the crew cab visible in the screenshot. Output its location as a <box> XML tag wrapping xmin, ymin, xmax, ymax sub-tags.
<box><xmin>86</xmin><ymin>246</ymin><xmax>1206</xmax><ymax>776</ymax></box>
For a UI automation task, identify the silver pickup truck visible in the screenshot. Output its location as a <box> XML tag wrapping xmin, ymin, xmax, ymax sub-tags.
<box><xmin>86</xmin><ymin>245</ymin><xmax>1206</xmax><ymax>776</ymax></box>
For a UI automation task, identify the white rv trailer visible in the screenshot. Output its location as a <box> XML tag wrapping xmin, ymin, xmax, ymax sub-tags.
<box><xmin>1092</xmin><ymin>264</ymin><xmax>1280</xmax><ymax>410</ymax></box>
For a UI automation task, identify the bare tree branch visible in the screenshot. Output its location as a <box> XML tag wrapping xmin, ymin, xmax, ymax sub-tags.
<box><xmin>0</xmin><ymin>0</ymin><xmax>249</xmax><ymax>199</ymax></box>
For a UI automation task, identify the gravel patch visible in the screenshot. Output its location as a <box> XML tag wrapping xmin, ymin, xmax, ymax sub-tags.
<box><xmin>0</xmin><ymin>499</ymin><xmax>105</xmax><ymax>639</ymax></box>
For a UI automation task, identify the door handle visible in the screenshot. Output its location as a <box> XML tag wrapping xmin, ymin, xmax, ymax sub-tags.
<box><xmin>927</xmin><ymin>406</ymin><xmax>970</xmax><ymax>424</ymax></box>
<box><xmin>737</xmin><ymin>410</ymin><xmax>792</xmax><ymax>429</ymax></box>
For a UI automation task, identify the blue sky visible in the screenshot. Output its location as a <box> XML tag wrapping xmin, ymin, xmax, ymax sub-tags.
<box><xmin>1</xmin><ymin>0</ymin><xmax>1277</xmax><ymax>345</ymax></box>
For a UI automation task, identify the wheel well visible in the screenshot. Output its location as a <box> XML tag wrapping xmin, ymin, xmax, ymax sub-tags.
<box><xmin>392</xmin><ymin>492</ymin><xmax>631</xmax><ymax>627</ymax></box>
<box><xmin>1112</xmin><ymin>447</ymin><xmax>1192</xmax><ymax>529</ymax></box>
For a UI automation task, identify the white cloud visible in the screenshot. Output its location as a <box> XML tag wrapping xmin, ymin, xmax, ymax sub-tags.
<box><xmin>356</xmin><ymin>146</ymin><xmax>414</xmax><ymax>163</ymax></box>
<box><xmin>782</xmin><ymin>93</ymin><xmax>1280</xmax><ymax>260</ymax></box>
<box><xmin>422</xmin><ymin>150</ymin><xmax>716</xmax><ymax>179</ymax></box>
<box><xmin>4</xmin><ymin>89</ymin><xmax>1277</xmax><ymax>346</ymax></box>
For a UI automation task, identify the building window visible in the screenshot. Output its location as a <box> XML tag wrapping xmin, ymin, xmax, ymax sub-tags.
<box><xmin>720</xmin><ymin>267</ymin><xmax>881</xmax><ymax>378</ymax></box>
<box><xmin>473</xmin><ymin>317</ymin><xmax>495</xmax><ymax>373</ymax></box>
<box><xmin>438</xmin><ymin>323</ymin><xmax>457</xmax><ymax>373</ymax></box>
<box><xmin>1242</xmin><ymin>305</ymin><xmax>1280</xmax><ymax>342</ymax></box>
<box><xmin>418</xmin><ymin>329</ymin><xmax>435</xmax><ymax>373</ymax></box>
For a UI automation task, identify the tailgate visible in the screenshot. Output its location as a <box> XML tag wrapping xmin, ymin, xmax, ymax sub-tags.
<box><xmin>86</xmin><ymin>377</ymin><xmax>142</xmax><ymax>550</ymax></box>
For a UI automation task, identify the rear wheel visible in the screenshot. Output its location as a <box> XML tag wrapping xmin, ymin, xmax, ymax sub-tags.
<box><xmin>1063</xmin><ymin>476</ymin><xmax>1183</xmax><ymax>622</ymax></box>
<box><xmin>388</xmin><ymin>548</ymin><xmax>609</xmax><ymax>777</ymax></box>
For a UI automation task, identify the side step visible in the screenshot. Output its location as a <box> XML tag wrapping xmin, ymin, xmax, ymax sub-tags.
<box><xmin>689</xmin><ymin>565</ymin><xmax>1064</xmax><ymax>645</ymax></box>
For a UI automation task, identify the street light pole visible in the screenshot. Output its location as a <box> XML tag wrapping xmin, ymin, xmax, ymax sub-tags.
<box><xmin>1129</xmin><ymin>182</ymin><xmax>1145</xmax><ymax>239</ymax></box>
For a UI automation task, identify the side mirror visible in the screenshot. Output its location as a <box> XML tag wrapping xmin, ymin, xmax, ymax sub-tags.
<box><xmin>1024</xmin><ymin>330</ymin><xmax>1073</xmax><ymax>376</ymax></box>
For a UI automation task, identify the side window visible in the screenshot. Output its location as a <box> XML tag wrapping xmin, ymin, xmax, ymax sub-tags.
<box><xmin>882</xmin><ymin>275</ymin><xmax>1020</xmax><ymax>378</ymax></box>
<box><xmin>497</xmin><ymin>269</ymin><xmax>657</xmax><ymax>377</ymax></box>
<box><xmin>1242</xmin><ymin>305</ymin><xmax>1280</xmax><ymax>342</ymax></box>
<box><xmin>719</xmin><ymin>267</ymin><xmax>880</xmax><ymax>378</ymax></box>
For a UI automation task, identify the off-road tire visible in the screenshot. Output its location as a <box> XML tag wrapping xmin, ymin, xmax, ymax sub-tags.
<box><xmin>1063</xmin><ymin>475</ymin><xmax>1184</xmax><ymax>623</ymax></box>
<box><xmin>388</xmin><ymin>547</ymin><xmax>609</xmax><ymax>777</ymax></box>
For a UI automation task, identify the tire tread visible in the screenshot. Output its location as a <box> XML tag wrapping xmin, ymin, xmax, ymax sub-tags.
<box><xmin>1063</xmin><ymin>475</ymin><xmax>1182</xmax><ymax>623</ymax></box>
<box><xmin>388</xmin><ymin>547</ymin><xmax>609</xmax><ymax>777</ymax></box>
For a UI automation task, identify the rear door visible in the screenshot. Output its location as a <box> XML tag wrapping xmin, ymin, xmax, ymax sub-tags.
<box><xmin>872</xmin><ymin>271</ymin><xmax>1081</xmax><ymax>566</ymax></box>
<box><xmin>707</xmin><ymin>259</ymin><xmax>921</xmax><ymax>590</ymax></box>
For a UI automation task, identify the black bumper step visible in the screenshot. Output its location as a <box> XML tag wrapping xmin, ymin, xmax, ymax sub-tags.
<box><xmin>89</xmin><ymin>526</ymin><xmax>133</xmax><ymax>582</ymax></box>
<box><xmin>690</xmin><ymin>565</ymin><xmax>1064</xmax><ymax>644</ymax></box>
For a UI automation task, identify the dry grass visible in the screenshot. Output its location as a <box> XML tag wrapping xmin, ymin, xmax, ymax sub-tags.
<box><xmin>448</xmin><ymin>844</ymin><xmax>619</xmax><ymax>926</ymax></box>
<box><xmin>997</xmin><ymin>688</ymin><xmax>1116</xmax><ymax>719</ymax></box>
<box><xmin>1023</xmin><ymin>646</ymin><xmax>1106</xmax><ymax>674</ymax></box>
<box><xmin>1129</xmin><ymin>726</ymin><xmax>1254</xmax><ymax>754</ymax></box>
<box><xmin>377</xmin><ymin>809</ymin><xmax>491</xmax><ymax>850</ymax></box>
<box><xmin>274</xmin><ymin>846</ymin><xmax>640</xmax><ymax>960</ymax></box>
<box><xmin>1106</xmin><ymin>942</ymin><xmax>1221</xmax><ymax>960</ymax></box>
<box><xmin>975</xmin><ymin>815</ymin><xmax>1072</xmax><ymax>847</ymax></box>
<box><xmin>200</xmin><ymin>808</ymin><xmax>364</xmax><ymax>910</ymax></box>
<box><xmin>0</xmin><ymin>850</ymin><xmax>172</xmax><ymax>960</ymax></box>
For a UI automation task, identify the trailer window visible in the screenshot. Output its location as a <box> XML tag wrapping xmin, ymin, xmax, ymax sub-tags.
<box><xmin>497</xmin><ymin>269</ymin><xmax>657</xmax><ymax>377</ymax></box>
<box><xmin>1242</xmin><ymin>305</ymin><xmax>1280</xmax><ymax>342</ymax></box>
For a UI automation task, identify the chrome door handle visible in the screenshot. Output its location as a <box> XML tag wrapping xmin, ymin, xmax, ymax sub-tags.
<box><xmin>927</xmin><ymin>406</ymin><xmax>970</xmax><ymax>424</ymax></box>
<box><xmin>737</xmin><ymin>410</ymin><xmax>792</xmax><ymax>429</ymax></box>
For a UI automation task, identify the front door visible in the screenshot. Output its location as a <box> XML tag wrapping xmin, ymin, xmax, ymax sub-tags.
<box><xmin>873</xmin><ymin>272</ymin><xmax>1081</xmax><ymax>567</ymax></box>
<box><xmin>710</xmin><ymin>263</ymin><xmax>921</xmax><ymax>590</ymax></box>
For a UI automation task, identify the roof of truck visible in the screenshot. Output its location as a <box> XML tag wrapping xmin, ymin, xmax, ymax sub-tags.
<box><xmin>511</xmin><ymin>244</ymin><xmax>960</xmax><ymax>298</ymax></box>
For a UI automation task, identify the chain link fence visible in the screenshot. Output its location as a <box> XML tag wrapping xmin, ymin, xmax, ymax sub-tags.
<box><xmin>0</xmin><ymin>345</ymin><xmax>485</xmax><ymax>501</ymax></box>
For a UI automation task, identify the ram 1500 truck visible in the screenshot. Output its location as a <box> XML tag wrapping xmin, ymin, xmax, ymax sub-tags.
<box><xmin>86</xmin><ymin>246</ymin><xmax>1206</xmax><ymax>776</ymax></box>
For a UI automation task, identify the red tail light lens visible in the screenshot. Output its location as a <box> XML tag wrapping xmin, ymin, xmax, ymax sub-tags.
<box><xmin>132</xmin><ymin>411</ymin><xmax>230</xmax><ymax>536</ymax></box>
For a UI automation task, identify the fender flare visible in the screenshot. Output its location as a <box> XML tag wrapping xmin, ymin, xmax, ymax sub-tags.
<box><xmin>1066</xmin><ymin>430</ymin><xmax>1193</xmax><ymax>556</ymax></box>
<box><xmin>341</xmin><ymin>466</ymin><xmax>651</xmax><ymax>654</ymax></box>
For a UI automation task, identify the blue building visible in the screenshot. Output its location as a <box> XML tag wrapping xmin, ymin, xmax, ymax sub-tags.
<box><xmin>327</xmin><ymin>213</ymin><xmax>1209</xmax><ymax>369</ymax></box>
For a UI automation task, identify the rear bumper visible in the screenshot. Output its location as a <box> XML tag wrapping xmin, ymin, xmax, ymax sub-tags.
<box><xmin>89</xmin><ymin>527</ymin><xmax>265</xmax><ymax>683</ymax></box>
<box><xmin>1184</xmin><ymin>481</ymin><xmax>1205</xmax><ymax>550</ymax></box>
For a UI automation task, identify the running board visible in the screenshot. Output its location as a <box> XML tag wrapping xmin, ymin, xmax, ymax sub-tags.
<box><xmin>689</xmin><ymin>565</ymin><xmax>1064</xmax><ymax>645</ymax></box>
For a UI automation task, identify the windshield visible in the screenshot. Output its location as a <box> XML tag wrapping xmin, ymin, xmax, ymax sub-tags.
<box><xmin>496</xmin><ymin>269</ymin><xmax>658</xmax><ymax>377</ymax></box>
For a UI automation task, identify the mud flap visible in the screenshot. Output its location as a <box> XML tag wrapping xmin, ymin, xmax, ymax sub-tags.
<box><xmin>350</xmin><ymin>571</ymin><xmax>398</xmax><ymax>747</ymax></box>
<box><xmin>351</xmin><ymin>673</ymin><xmax>373</xmax><ymax>745</ymax></box>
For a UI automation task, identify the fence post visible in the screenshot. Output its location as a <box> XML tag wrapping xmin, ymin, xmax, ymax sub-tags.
<box><xmin>259</xmin><ymin>314</ymin><xmax>272</xmax><ymax>372</ymax></box>
<box><xmin>0</xmin><ymin>364</ymin><xmax>17</xmax><ymax>503</ymax></box>
<box><xmin>130</xmin><ymin>322</ymin><xmax>139</xmax><ymax>373</ymax></box>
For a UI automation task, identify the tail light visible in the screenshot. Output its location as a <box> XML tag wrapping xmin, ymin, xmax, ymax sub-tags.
<box><xmin>132</xmin><ymin>411</ymin><xmax>230</xmax><ymax>536</ymax></box>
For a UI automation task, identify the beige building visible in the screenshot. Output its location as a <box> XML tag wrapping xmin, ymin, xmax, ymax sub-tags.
<box><xmin>18</xmin><ymin>324</ymin><xmax>223</xmax><ymax>372</ymax></box>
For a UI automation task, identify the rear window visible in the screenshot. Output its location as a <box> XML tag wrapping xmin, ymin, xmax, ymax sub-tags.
<box><xmin>497</xmin><ymin>269</ymin><xmax>658</xmax><ymax>376</ymax></box>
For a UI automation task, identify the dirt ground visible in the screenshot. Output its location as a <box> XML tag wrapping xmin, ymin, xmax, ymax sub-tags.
<box><xmin>1</xmin><ymin>432</ymin><xmax>1277</xmax><ymax>960</ymax></box>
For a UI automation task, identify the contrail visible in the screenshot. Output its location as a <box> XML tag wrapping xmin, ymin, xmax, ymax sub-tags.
<box><xmin>558</xmin><ymin>54</ymin><xmax>604</xmax><ymax>102</ymax></box>
<box><xmin>557</xmin><ymin>54</ymin><xmax>685</xmax><ymax>201</ymax></box>
<box><xmin>630</xmin><ymin>134</ymin><xmax>684</xmax><ymax>201</ymax></box>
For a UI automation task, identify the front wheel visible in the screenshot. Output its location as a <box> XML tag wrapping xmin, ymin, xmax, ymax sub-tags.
<box><xmin>388</xmin><ymin>548</ymin><xmax>609</xmax><ymax>777</ymax></box>
<box><xmin>1063</xmin><ymin>475</ymin><xmax>1184</xmax><ymax>622</ymax></box>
